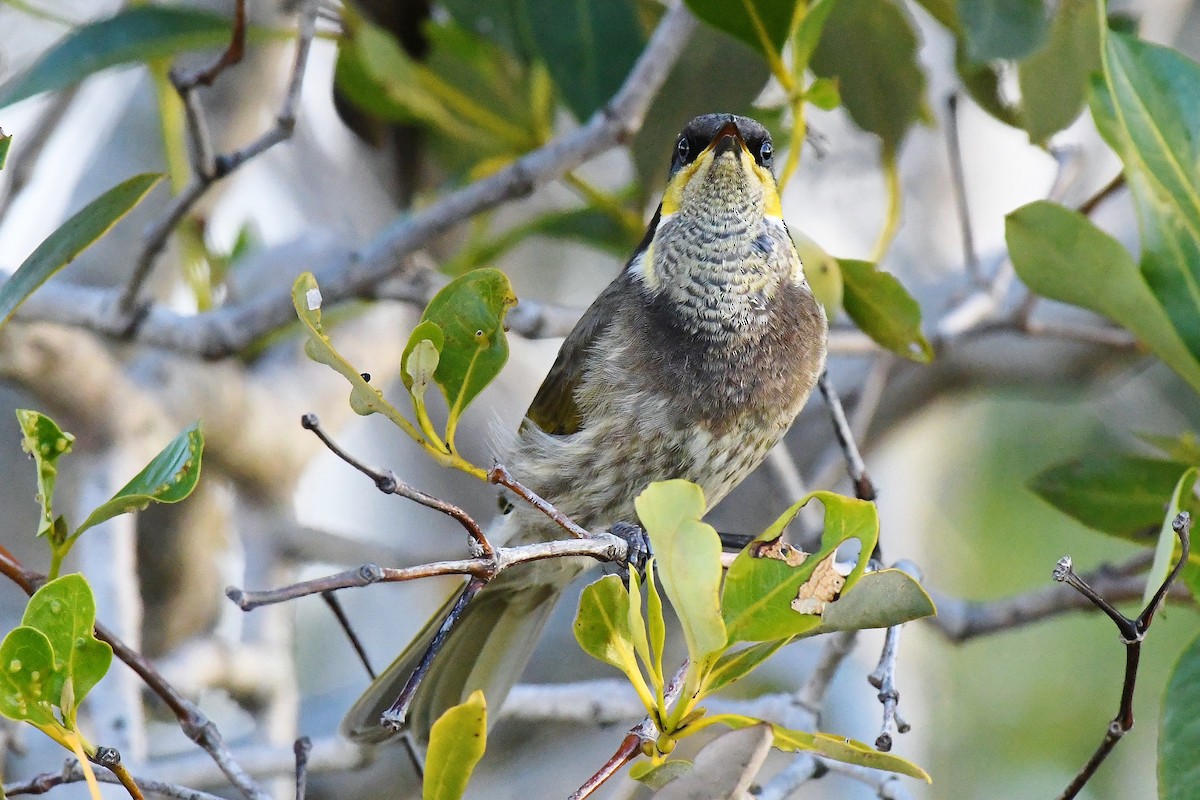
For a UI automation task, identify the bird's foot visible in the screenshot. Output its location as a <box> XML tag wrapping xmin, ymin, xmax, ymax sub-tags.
<box><xmin>609</xmin><ymin>521</ymin><xmax>652</xmax><ymax>578</ymax></box>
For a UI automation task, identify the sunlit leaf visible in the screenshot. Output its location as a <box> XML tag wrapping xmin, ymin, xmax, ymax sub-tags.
<box><xmin>0</xmin><ymin>7</ymin><xmax>271</xmax><ymax>109</ymax></box>
<box><xmin>1007</xmin><ymin>201</ymin><xmax>1200</xmax><ymax>393</ymax></box>
<box><xmin>0</xmin><ymin>174</ymin><xmax>162</xmax><ymax>328</ymax></box>
<box><xmin>771</xmin><ymin>726</ymin><xmax>930</xmax><ymax>781</ymax></box>
<box><xmin>635</xmin><ymin>481</ymin><xmax>726</xmax><ymax>665</ymax></box>
<box><xmin>15</xmin><ymin>410</ymin><xmax>74</xmax><ymax>538</ymax></box>
<box><xmin>573</xmin><ymin>575</ymin><xmax>638</xmax><ymax>675</ymax></box>
<box><xmin>811</xmin><ymin>0</ymin><xmax>930</xmax><ymax>150</ymax></box>
<box><xmin>22</xmin><ymin>574</ymin><xmax>111</xmax><ymax>708</ymax></box>
<box><xmin>793</xmin><ymin>230</ymin><xmax>842</xmax><ymax>316</ymax></box>
<box><xmin>0</xmin><ymin>627</ymin><xmax>60</xmax><ymax>727</ymax></box>
<box><xmin>1029</xmin><ymin>453</ymin><xmax>1198</xmax><ymax>542</ymax></box>
<box><xmin>839</xmin><ymin>259</ymin><xmax>931</xmax><ymax>362</ymax></box>
<box><xmin>72</xmin><ymin>423</ymin><xmax>203</xmax><ymax>538</ymax></box>
<box><xmin>1143</xmin><ymin>468</ymin><xmax>1197</xmax><ymax>608</ymax></box>
<box><xmin>683</xmin><ymin>0</ymin><xmax>798</xmax><ymax>57</ymax></box>
<box><xmin>1161</xmin><ymin>632</ymin><xmax>1200</xmax><ymax>800</ymax></box>
<box><xmin>423</xmin><ymin>690</ymin><xmax>487</xmax><ymax>800</ymax></box>
<box><xmin>957</xmin><ymin>0</ymin><xmax>1047</xmax><ymax>63</ymax></box>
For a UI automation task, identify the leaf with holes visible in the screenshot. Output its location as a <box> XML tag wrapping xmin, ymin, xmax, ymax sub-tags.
<box><xmin>22</xmin><ymin>574</ymin><xmax>111</xmax><ymax>712</ymax></box>
<box><xmin>72</xmin><ymin>423</ymin><xmax>203</xmax><ymax>539</ymax></box>
<box><xmin>840</xmin><ymin>259</ymin><xmax>931</xmax><ymax>362</ymax></box>
<box><xmin>0</xmin><ymin>173</ymin><xmax>161</xmax><ymax>328</ymax></box>
<box><xmin>15</xmin><ymin>410</ymin><xmax>75</xmax><ymax>538</ymax></box>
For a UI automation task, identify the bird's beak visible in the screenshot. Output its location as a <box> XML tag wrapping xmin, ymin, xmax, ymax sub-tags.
<box><xmin>706</xmin><ymin>119</ymin><xmax>748</xmax><ymax>158</ymax></box>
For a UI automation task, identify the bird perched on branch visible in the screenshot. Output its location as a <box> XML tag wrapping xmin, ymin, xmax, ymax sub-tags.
<box><xmin>342</xmin><ymin>113</ymin><xmax>828</xmax><ymax>743</ymax></box>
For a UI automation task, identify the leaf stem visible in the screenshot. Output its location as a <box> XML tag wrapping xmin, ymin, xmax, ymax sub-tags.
<box><xmin>65</xmin><ymin>731</ymin><xmax>103</xmax><ymax>800</ymax></box>
<box><xmin>870</xmin><ymin>148</ymin><xmax>902</xmax><ymax>262</ymax></box>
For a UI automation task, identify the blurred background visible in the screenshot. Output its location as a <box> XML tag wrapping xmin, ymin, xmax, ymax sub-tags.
<box><xmin>1</xmin><ymin>0</ymin><xmax>1199</xmax><ymax>798</ymax></box>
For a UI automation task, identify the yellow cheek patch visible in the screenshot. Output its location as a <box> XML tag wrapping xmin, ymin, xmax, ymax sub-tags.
<box><xmin>661</xmin><ymin>154</ymin><xmax>708</xmax><ymax>216</ymax></box>
<box><xmin>752</xmin><ymin>162</ymin><xmax>783</xmax><ymax>219</ymax></box>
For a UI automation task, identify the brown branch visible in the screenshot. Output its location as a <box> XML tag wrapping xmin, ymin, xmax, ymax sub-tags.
<box><xmin>4</xmin><ymin>761</ymin><xmax>228</xmax><ymax>800</ymax></box>
<box><xmin>173</xmin><ymin>0</ymin><xmax>247</xmax><ymax>91</ymax></box>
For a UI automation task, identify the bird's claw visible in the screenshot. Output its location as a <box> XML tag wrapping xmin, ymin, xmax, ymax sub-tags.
<box><xmin>610</xmin><ymin>521</ymin><xmax>652</xmax><ymax>577</ymax></box>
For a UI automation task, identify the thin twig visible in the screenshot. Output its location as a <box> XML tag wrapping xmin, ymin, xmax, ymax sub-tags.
<box><xmin>490</xmin><ymin>463</ymin><xmax>591</xmax><ymax>539</ymax></box>
<box><xmin>1052</xmin><ymin>512</ymin><xmax>1191</xmax><ymax>800</ymax></box>
<box><xmin>292</xmin><ymin>737</ymin><xmax>312</xmax><ymax>800</ymax></box>
<box><xmin>4</xmin><ymin>760</ymin><xmax>228</xmax><ymax>800</ymax></box>
<box><xmin>817</xmin><ymin>372</ymin><xmax>876</xmax><ymax>503</ymax></box>
<box><xmin>173</xmin><ymin>0</ymin><xmax>247</xmax><ymax>91</ymax></box>
<box><xmin>945</xmin><ymin>94</ymin><xmax>981</xmax><ymax>286</ymax></box>
<box><xmin>0</xmin><ymin>86</ymin><xmax>80</xmax><ymax>224</ymax></box>
<box><xmin>1077</xmin><ymin>172</ymin><xmax>1127</xmax><ymax>217</ymax></box>
<box><xmin>321</xmin><ymin>591</ymin><xmax>376</xmax><ymax>679</ymax></box>
<box><xmin>867</xmin><ymin>624</ymin><xmax>909</xmax><ymax>752</ymax></box>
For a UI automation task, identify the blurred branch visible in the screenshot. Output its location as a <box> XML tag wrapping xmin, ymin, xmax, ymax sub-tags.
<box><xmin>0</xmin><ymin>86</ymin><xmax>80</xmax><ymax>226</ymax></box>
<box><xmin>3</xmin><ymin>760</ymin><xmax>229</xmax><ymax>800</ymax></box>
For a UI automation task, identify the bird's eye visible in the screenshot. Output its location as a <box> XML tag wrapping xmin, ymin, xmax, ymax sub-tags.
<box><xmin>676</xmin><ymin>138</ymin><xmax>690</xmax><ymax>161</ymax></box>
<box><xmin>759</xmin><ymin>140</ymin><xmax>773</xmax><ymax>164</ymax></box>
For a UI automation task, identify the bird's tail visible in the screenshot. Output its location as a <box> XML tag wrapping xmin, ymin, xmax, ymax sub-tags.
<box><xmin>340</xmin><ymin>567</ymin><xmax>565</xmax><ymax>744</ymax></box>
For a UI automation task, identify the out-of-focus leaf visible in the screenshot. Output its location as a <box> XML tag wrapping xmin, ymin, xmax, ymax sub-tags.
<box><xmin>1006</xmin><ymin>201</ymin><xmax>1200</xmax><ymax>393</ymax></box>
<box><xmin>683</xmin><ymin>0</ymin><xmax>798</xmax><ymax>57</ymax></box>
<box><xmin>651</xmin><ymin>726</ymin><xmax>771</xmax><ymax>799</ymax></box>
<box><xmin>517</xmin><ymin>0</ymin><xmax>642</xmax><ymax>121</ymax></box>
<box><xmin>450</xmin><ymin>208</ymin><xmax>639</xmax><ymax>275</ymax></box>
<box><xmin>22</xmin><ymin>574</ymin><xmax>111</xmax><ymax>709</ymax></box>
<box><xmin>631</xmin><ymin>24</ymin><xmax>769</xmax><ymax>195</ymax></box>
<box><xmin>793</xmin><ymin>230</ymin><xmax>842</xmax><ymax>316</ymax></box>
<box><xmin>629</xmin><ymin>758</ymin><xmax>692</xmax><ymax>789</ymax></box>
<box><xmin>1143</xmin><ymin>468</ymin><xmax>1197</xmax><ymax>608</ymax></box>
<box><xmin>1091</xmin><ymin>32</ymin><xmax>1200</xmax><ymax>367</ymax></box>
<box><xmin>573</xmin><ymin>575</ymin><xmax>639</xmax><ymax>676</ymax></box>
<box><xmin>721</xmin><ymin>492</ymin><xmax>878</xmax><ymax>643</ymax></box>
<box><xmin>956</xmin><ymin>43</ymin><xmax>1022</xmax><ymax>128</ymax></box>
<box><xmin>73</xmin><ymin>423</ymin><xmax>203</xmax><ymax>538</ymax></box>
<box><xmin>0</xmin><ymin>627</ymin><xmax>60</xmax><ymax>727</ymax></box>
<box><xmin>15</xmin><ymin>410</ymin><xmax>74</xmax><ymax>538</ymax></box>
<box><xmin>792</xmin><ymin>0</ymin><xmax>837</xmax><ymax>71</ymax></box>
<box><xmin>1138</xmin><ymin>432</ymin><xmax>1200</xmax><ymax>465</ymax></box>
<box><xmin>416</xmin><ymin>269</ymin><xmax>516</xmax><ymax>443</ymax></box>
<box><xmin>912</xmin><ymin>0</ymin><xmax>958</xmax><ymax>29</ymax></box>
<box><xmin>840</xmin><ymin>259</ymin><xmax>931</xmax><ymax>362</ymax></box>
<box><xmin>423</xmin><ymin>690</ymin><xmax>486</xmax><ymax>800</ymax></box>
<box><xmin>807</xmin><ymin>569</ymin><xmax>936</xmax><ymax>634</ymax></box>
<box><xmin>1161</xmin><ymin>632</ymin><xmax>1200</xmax><ymax>800</ymax></box>
<box><xmin>635</xmin><ymin>481</ymin><xmax>726</xmax><ymax>665</ymax></box>
<box><xmin>0</xmin><ymin>129</ymin><xmax>10</xmax><ymax>169</ymax></box>
<box><xmin>1029</xmin><ymin>454</ymin><xmax>1198</xmax><ymax>541</ymax></box>
<box><xmin>0</xmin><ymin>173</ymin><xmax>162</xmax><ymax>327</ymax></box>
<box><xmin>957</xmin><ymin>0</ymin><xmax>1047</xmax><ymax>63</ymax></box>
<box><xmin>811</xmin><ymin>0</ymin><xmax>930</xmax><ymax>150</ymax></box>
<box><xmin>0</xmin><ymin>7</ymin><xmax>270</xmax><ymax>109</ymax></box>
<box><xmin>805</xmin><ymin>77</ymin><xmax>841</xmax><ymax>110</ymax></box>
<box><xmin>1016</xmin><ymin>0</ymin><xmax>1101</xmax><ymax>145</ymax></box>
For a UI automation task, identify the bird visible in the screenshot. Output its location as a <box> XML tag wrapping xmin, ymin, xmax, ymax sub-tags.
<box><xmin>342</xmin><ymin>113</ymin><xmax>828</xmax><ymax>744</ymax></box>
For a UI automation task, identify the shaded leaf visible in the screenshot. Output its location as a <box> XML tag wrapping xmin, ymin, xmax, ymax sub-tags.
<box><xmin>792</xmin><ymin>0</ymin><xmax>838</xmax><ymax>71</ymax></box>
<box><xmin>573</xmin><ymin>575</ymin><xmax>638</xmax><ymax>675</ymax></box>
<box><xmin>22</xmin><ymin>574</ymin><xmax>111</xmax><ymax>708</ymax></box>
<box><xmin>0</xmin><ymin>129</ymin><xmax>9</xmax><ymax>169</ymax></box>
<box><xmin>1029</xmin><ymin>453</ymin><xmax>1197</xmax><ymax>541</ymax></box>
<box><xmin>629</xmin><ymin>758</ymin><xmax>692</xmax><ymax>789</ymax></box>
<box><xmin>840</xmin><ymin>259</ymin><xmax>932</xmax><ymax>362</ymax></box>
<box><xmin>956</xmin><ymin>42</ymin><xmax>1022</xmax><ymax>128</ymax></box>
<box><xmin>0</xmin><ymin>7</ymin><xmax>269</xmax><ymax>109</ymax></box>
<box><xmin>957</xmin><ymin>0</ymin><xmax>1047</xmax><ymax>63</ymax></box>
<box><xmin>683</xmin><ymin>0</ymin><xmax>798</xmax><ymax>57</ymax></box>
<box><xmin>1137</xmin><ymin>432</ymin><xmax>1200</xmax><ymax>465</ymax></box>
<box><xmin>1161</xmin><ymin>632</ymin><xmax>1200</xmax><ymax>800</ymax></box>
<box><xmin>0</xmin><ymin>627</ymin><xmax>60</xmax><ymax>727</ymax></box>
<box><xmin>811</xmin><ymin>0</ymin><xmax>930</xmax><ymax>150</ymax></box>
<box><xmin>652</xmin><ymin>725</ymin><xmax>771</xmax><ymax>799</ymax></box>
<box><xmin>704</xmin><ymin>640</ymin><xmax>787</xmax><ymax>695</ymax></box>
<box><xmin>1016</xmin><ymin>0</ymin><xmax>1101</xmax><ymax>145</ymax></box>
<box><xmin>417</xmin><ymin>269</ymin><xmax>516</xmax><ymax>441</ymax></box>
<box><xmin>1006</xmin><ymin>201</ymin><xmax>1200</xmax><ymax>393</ymax></box>
<box><xmin>0</xmin><ymin>173</ymin><xmax>162</xmax><ymax>328</ymax></box>
<box><xmin>1091</xmin><ymin>32</ymin><xmax>1200</xmax><ymax>367</ymax></box>
<box><xmin>635</xmin><ymin>481</ymin><xmax>727</xmax><ymax>664</ymax></box>
<box><xmin>721</xmin><ymin>492</ymin><xmax>878</xmax><ymax>643</ymax></box>
<box><xmin>1143</xmin><ymin>468</ymin><xmax>1197</xmax><ymax>608</ymax></box>
<box><xmin>807</xmin><ymin>569</ymin><xmax>936</xmax><ymax>634</ymax></box>
<box><xmin>15</xmin><ymin>410</ymin><xmax>75</xmax><ymax>538</ymax></box>
<box><xmin>518</xmin><ymin>0</ymin><xmax>642</xmax><ymax>121</ymax></box>
<box><xmin>912</xmin><ymin>0</ymin><xmax>958</xmax><ymax>29</ymax></box>
<box><xmin>73</xmin><ymin>423</ymin><xmax>203</xmax><ymax>538</ymax></box>
<box><xmin>423</xmin><ymin>690</ymin><xmax>487</xmax><ymax>800</ymax></box>
<box><xmin>402</xmin><ymin>320</ymin><xmax>445</xmax><ymax>394</ymax></box>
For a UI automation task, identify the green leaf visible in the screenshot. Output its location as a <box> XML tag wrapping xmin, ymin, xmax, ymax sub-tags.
<box><xmin>73</xmin><ymin>423</ymin><xmax>203</xmax><ymax>539</ymax></box>
<box><xmin>805</xmin><ymin>77</ymin><xmax>841</xmax><ymax>111</ymax></box>
<box><xmin>912</xmin><ymin>0</ymin><xmax>959</xmax><ymax>29</ymax></box>
<box><xmin>1137</xmin><ymin>432</ymin><xmax>1200</xmax><ymax>464</ymax></box>
<box><xmin>15</xmin><ymin>410</ymin><xmax>75</xmax><ymax>538</ymax></box>
<box><xmin>1143</xmin><ymin>468</ymin><xmax>1198</xmax><ymax>608</ymax></box>
<box><xmin>1091</xmin><ymin>32</ymin><xmax>1200</xmax><ymax>367</ymax></box>
<box><xmin>721</xmin><ymin>492</ymin><xmax>878</xmax><ymax>643</ymax></box>
<box><xmin>1006</xmin><ymin>201</ymin><xmax>1200</xmax><ymax>393</ymax></box>
<box><xmin>0</xmin><ymin>7</ymin><xmax>267</xmax><ymax>109</ymax></box>
<box><xmin>808</xmin><ymin>569</ymin><xmax>936</xmax><ymax>633</ymax></box>
<box><xmin>22</xmin><ymin>574</ymin><xmax>112</xmax><ymax>708</ymax></box>
<box><xmin>0</xmin><ymin>129</ymin><xmax>10</xmax><ymax>170</ymax></box>
<box><xmin>573</xmin><ymin>575</ymin><xmax>639</xmax><ymax>675</ymax></box>
<box><xmin>1029</xmin><ymin>454</ymin><xmax>1198</xmax><ymax>542</ymax></box>
<box><xmin>626</xmin><ymin>568</ymin><xmax>652</xmax><ymax>675</ymax></box>
<box><xmin>683</xmin><ymin>0</ymin><xmax>798</xmax><ymax>57</ymax></box>
<box><xmin>0</xmin><ymin>627</ymin><xmax>60</xmax><ymax>727</ymax></box>
<box><xmin>416</xmin><ymin>269</ymin><xmax>516</xmax><ymax>441</ymax></box>
<box><xmin>771</xmin><ymin>727</ymin><xmax>930</xmax><ymax>781</ymax></box>
<box><xmin>957</xmin><ymin>0</ymin><xmax>1047</xmax><ymax>63</ymax></box>
<box><xmin>704</xmin><ymin>640</ymin><xmax>788</xmax><ymax>695</ymax></box>
<box><xmin>517</xmin><ymin>0</ymin><xmax>642</xmax><ymax>121</ymax></box>
<box><xmin>629</xmin><ymin>758</ymin><xmax>692</xmax><ymax>788</ymax></box>
<box><xmin>0</xmin><ymin>173</ymin><xmax>162</xmax><ymax>328</ymax></box>
<box><xmin>955</xmin><ymin>43</ymin><xmax>1022</xmax><ymax>128</ymax></box>
<box><xmin>423</xmin><ymin>689</ymin><xmax>487</xmax><ymax>800</ymax></box>
<box><xmin>840</xmin><ymin>259</ymin><xmax>932</xmax><ymax>362</ymax></box>
<box><xmin>1162</xmin><ymin>632</ymin><xmax>1200</xmax><ymax>800</ymax></box>
<box><xmin>793</xmin><ymin>230</ymin><xmax>843</xmax><ymax>316</ymax></box>
<box><xmin>792</xmin><ymin>0</ymin><xmax>838</xmax><ymax>71</ymax></box>
<box><xmin>1016</xmin><ymin>0</ymin><xmax>1101</xmax><ymax>145</ymax></box>
<box><xmin>402</xmin><ymin>321</ymin><xmax>445</xmax><ymax>395</ymax></box>
<box><xmin>635</xmin><ymin>481</ymin><xmax>727</xmax><ymax>665</ymax></box>
<box><xmin>810</xmin><ymin>0</ymin><xmax>930</xmax><ymax>151</ymax></box>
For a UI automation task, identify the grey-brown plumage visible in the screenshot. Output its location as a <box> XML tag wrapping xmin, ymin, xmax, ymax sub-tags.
<box><xmin>342</xmin><ymin>114</ymin><xmax>828</xmax><ymax>743</ymax></box>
